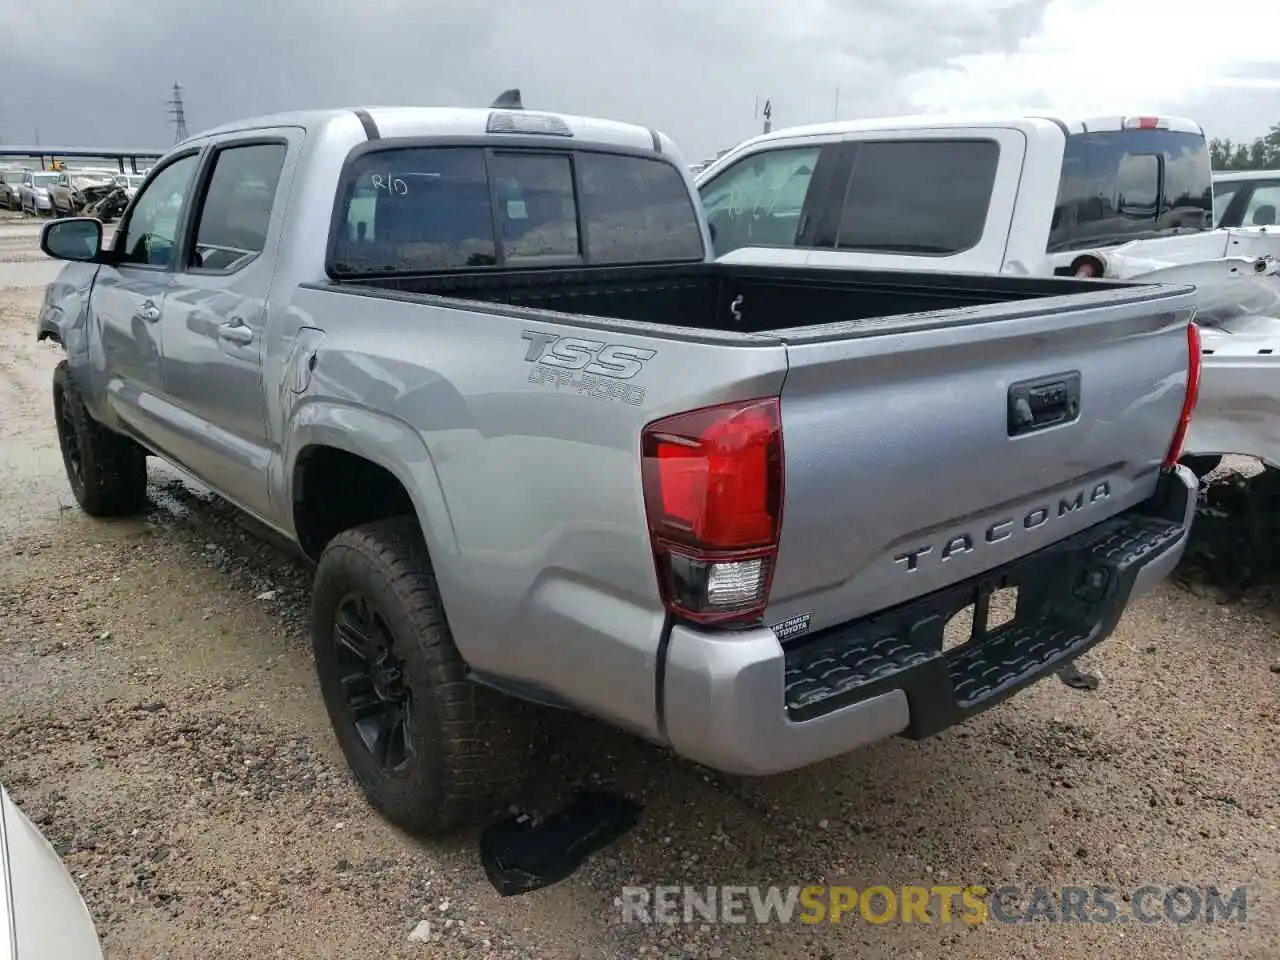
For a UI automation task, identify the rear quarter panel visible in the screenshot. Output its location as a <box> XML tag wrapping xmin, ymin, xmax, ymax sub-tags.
<box><xmin>282</xmin><ymin>285</ymin><xmax>788</xmax><ymax>739</ymax></box>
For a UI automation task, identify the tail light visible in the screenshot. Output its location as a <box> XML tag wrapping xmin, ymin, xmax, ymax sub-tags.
<box><xmin>1164</xmin><ymin>321</ymin><xmax>1203</xmax><ymax>469</ymax></box>
<box><xmin>641</xmin><ymin>397</ymin><xmax>784</xmax><ymax>626</ymax></box>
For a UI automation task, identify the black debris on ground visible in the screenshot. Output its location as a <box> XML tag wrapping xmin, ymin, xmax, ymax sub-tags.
<box><xmin>1175</xmin><ymin>464</ymin><xmax>1280</xmax><ymax>602</ymax></box>
<box><xmin>1057</xmin><ymin>661</ymin><xmax>1100</xmax><ymax>691</ymax></box>
<box><xmin>479</xmin><ymin>790</ymin><xmax>642</xmax><ymax>897</ymax></box>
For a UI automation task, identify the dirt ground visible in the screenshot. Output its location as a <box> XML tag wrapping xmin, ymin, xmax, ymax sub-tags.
<box><xmin>0</xmin><ymin>221</ymin><xmax>1277</xmax><ymax>959</ymax></box>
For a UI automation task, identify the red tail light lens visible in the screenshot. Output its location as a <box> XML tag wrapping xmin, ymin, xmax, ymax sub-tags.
<box><xmin>1164</xmin><ymin>320</ymin><xmax>1203</xmax><ymax>469</ymax></box>
<box><xmin>641</xmin><ymin>398</ymin><xmax>784</xmax><ymax>625</ymax></box>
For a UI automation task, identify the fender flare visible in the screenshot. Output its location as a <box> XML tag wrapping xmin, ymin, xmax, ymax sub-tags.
<box><xmin>283</xmin><ymin>400</ymin><xmax>460</xmax><ymax>561</ymax></box>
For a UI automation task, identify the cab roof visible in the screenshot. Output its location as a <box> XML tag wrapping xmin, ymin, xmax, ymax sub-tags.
<box><xmin>181</xmin><ymin>105</ymin><xmax>679</xmax><ymax>158</ymax></box>
<box><xmin>725</xmin><ymin>111</ymin><xmax>1205</xmax><ymax>153</ymax></box>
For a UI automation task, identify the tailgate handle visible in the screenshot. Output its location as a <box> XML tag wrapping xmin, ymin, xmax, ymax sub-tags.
<box><xmin>1008</xmin><ymin>371</ymin><xmax>1081</xmax><ymax>437</ymax></box>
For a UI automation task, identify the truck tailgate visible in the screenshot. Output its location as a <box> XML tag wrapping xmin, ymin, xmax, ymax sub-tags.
<box><xmin>765</xmin><ymin>284</ymin><xmax>1198</xmax><ymax>635</ymax></box>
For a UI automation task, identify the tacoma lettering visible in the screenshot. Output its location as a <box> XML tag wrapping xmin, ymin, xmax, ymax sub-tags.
<box><xmin>894</xmin><ymin>482</ymin><xmax>1112</xmax><ymax>572</ymax></box>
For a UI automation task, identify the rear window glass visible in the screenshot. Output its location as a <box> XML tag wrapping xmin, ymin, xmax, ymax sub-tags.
<box><xmin>334</xmin><ymin>147</ymin><xmax>497</xmax><ymax>274</ymax></box>
<box><xmin>330</xmin><ymin>146</ymin><xmax>704</xmax><ymax>276</ymax></box>
<box><xmin>1048</xmin><ymin>130</ymin><xmax>1212</xmax><ymax>253</ymax></box>
<box><xmin>488</xmin><ymin>152</ymin><xmax>579</xmax><ymax>262</ymax></box>
<box><xmin>576</xmin><ymin>151</ymin><xmax>705</xmax><ymax>262</ymax></box>
<box><xmin>833</xmin><ymin>139</ymin><xmax>999</xmax><ymax>255</ymax></box>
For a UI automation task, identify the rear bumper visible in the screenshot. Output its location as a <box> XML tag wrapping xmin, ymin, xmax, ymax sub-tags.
<box><xmin>661</xmin><ymin>465</ymin><xmax>1197</xmax><ymax>776</ymax></box>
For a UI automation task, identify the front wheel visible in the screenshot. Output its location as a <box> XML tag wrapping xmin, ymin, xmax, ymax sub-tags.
<box><xmin>52</xmin><ymin>361</ymin><xmax>149</xmax><ymax>516</ymax></box>
<box><xmin>311</xmin><ymin>517</ymin><xmax>533</xmax><ymax>837</ymax></box>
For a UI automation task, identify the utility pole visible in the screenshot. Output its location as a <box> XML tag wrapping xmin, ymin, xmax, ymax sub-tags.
<box><xmin>167</xmin><ymin>83</ymin><xmax>189</xmax><ymax>142</ymax></box>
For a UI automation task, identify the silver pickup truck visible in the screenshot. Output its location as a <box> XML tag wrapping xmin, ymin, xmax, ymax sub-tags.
<box><xmin>36</xmin><ymin>103</ymin><xmax>1202</xmax><ymax>837</ymax></box>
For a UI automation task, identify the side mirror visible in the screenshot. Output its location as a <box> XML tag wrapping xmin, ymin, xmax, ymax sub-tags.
<box><xmin>41</xmin><ymin>217</ymin><xmax>102</xmax><ymax>263</ymax></box>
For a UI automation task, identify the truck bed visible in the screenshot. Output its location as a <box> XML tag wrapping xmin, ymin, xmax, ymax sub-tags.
<box><xmin>334</xmin><ymin>261</ymin><xmax>1132</xmax><ymax>336</ymax></box>
<box><xmin>318</xmin><ymin>258</ymin><xmax>1197</xmax><ymax>644</ymax></box>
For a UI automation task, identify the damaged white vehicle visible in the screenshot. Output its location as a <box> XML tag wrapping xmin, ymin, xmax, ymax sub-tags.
<box><xmin>1073</xmin><ymin>227</ymin><xmax>1280</xmax><ymax>477</ymax></box>
<box><xmin>695</xmin><ymin>111</ymin><xmax>1279</xmax><ymax>475</ymax></box>
<box><xmin>0</xmin><ymin>785</ymin><xmax>104</xmax><ymax>959</ymax></box>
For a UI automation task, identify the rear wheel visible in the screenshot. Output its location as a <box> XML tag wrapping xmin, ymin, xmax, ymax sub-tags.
<box><xmin>311</xmin><ymin>517</ymin><xmax>533</xmax><ymax>837</ymax></box>
<box><xmin>52</xmin><ymin>361</ymin><xmax>149</xmax><ymax>517</ymax></box>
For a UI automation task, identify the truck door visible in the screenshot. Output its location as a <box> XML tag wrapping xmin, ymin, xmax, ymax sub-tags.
<box><xmin>156</xmin><ymin>132</ymin><xmax>298</xmax><ymax>521</ymax></box>
<box><xmin>91</xmin><ymin>150</ymin><xmax>201</xmax><ymax>448</ymax></box>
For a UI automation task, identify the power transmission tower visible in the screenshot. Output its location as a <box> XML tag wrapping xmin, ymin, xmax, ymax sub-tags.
<box><xmin>167</xmin><ymin>83</ymin><xmax>189</xmax><ymax>142</ymax></box>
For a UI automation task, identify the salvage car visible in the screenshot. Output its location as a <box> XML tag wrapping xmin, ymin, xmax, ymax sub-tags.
<box><xmin>0</xmin><ymin>169</ymin><xmax>25</xmax><ymax>211</ymax></box>
<box><xmin>35</xmin><ymin>99</ymin><xmax>1201</xmax><ymax>837</ymax></box>
<box><xmin>47</xmin><ymin>171</ymin><xmax>115</xmax><ymax>218</ymax></box>
<box><xmin>0</xmin><ymin>784</ymin><xmax>105</xmax><ymax>959</ymax></box>
<box><xmin>18</xmin><ymin>170</ymin><xmax>56</xmax><ymax>215</ymax></box>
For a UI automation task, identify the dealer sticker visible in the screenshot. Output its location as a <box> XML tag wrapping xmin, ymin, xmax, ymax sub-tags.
<box><xmin>770</xmin><ymin>613</ymin><xmax>812</xmax><ymax>641</ymax></box>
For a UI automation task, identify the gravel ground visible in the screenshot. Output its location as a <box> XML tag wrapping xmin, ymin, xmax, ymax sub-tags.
<box><xmin>0</xmin><ymin>237</ymin><xmax>1278</xmax><ymax>959</ymax></box>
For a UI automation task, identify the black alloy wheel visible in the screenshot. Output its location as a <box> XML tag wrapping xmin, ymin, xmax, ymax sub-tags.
<box><xmin>333</xmin><ymin>591</ymin><xmax>416</xmax><ymax>774</ymax></box>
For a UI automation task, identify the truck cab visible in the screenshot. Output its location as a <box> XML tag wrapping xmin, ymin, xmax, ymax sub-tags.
<box><xmin>696</xmin><ymin>112</ymin><xmax>1214</xmax><ymax>279</ymax></box>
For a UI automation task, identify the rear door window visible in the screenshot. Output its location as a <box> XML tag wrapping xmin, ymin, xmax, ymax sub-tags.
<box><xmin>188</xmin><ymin>142</ymin><xmax>288</xmax><ymax>272</ymax></box>
<box><xmin>832</xmin><ymin>139</ymin><xmax>999</xmax><ymax>255</ymax></box>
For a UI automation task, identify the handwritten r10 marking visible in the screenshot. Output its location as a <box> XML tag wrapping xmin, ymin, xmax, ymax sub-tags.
<box><xmin>370</xmin><ymin>174</ymin><xmax>409</xmax><ymax>195</ymax></box>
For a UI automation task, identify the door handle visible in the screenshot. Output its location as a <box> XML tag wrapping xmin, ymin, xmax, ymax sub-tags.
<box><xmin>217</xmin><ymin>321</ymin><xmax>254</xmax><ymax>345</ymax></box>
<box><xmin>136</xmin><ymin>300</ymin><xmax>160</xmax><ymax>323</ymax></box>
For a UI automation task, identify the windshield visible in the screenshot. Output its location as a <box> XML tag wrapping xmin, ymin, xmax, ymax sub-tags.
<box><xmin>1048</xmin><ymin>129</ymin><xmax>1212</xmax><ymax>253</ymax></box>
<box><xmin>32</xmin><ymin>173</ymin><xmax>58</xmax><ymax>186</ymax></box>
<box><xmin>115</xmin><ymin>175</ymin><xmax>145</xmax><ymax>188</ymax></box>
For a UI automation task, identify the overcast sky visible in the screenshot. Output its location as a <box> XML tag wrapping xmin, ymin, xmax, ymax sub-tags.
<box><xmin>3</xmin><ymin>0</ymin><xmax>1277</xmax><ymax>161</ymax></box>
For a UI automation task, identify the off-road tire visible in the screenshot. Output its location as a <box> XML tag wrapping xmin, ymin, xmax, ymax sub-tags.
<box><xmin>311</xmin><ymin>517</ymin><xmax>533</xmax><ymax>837</ymax></box>
<box><xmin>52</xmin><ymin>361</ymin><xmax>149</xmax><ymax>517</ymax></box>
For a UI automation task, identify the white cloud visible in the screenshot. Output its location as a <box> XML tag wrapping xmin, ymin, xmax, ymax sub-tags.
<box><xmin>2</xmin><ymin>0</ymin><xmax>1276</xmax><ymax>157</ymax></box>
<box><xmin>907</xmin><ymin>0</ymin><xmax>1280</xmax><ymax>138</ymax></box>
